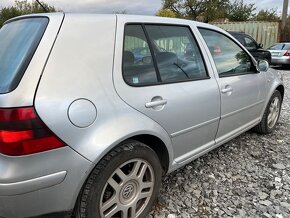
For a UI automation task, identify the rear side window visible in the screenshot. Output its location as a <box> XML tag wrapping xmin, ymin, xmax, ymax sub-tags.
<box><xmin>269</xmin><ymin>43</ymin><xmax>290</xmax><ymax>50</ymax></box>
<box><xmin>122</xmin><ymin>24</ymin><xmax>208</xmax><ymax>86</ymax></box>
<box><xmin>0</xmin><ymin>18</ymin><xmax>48</xmax><ymax>93</ymax></box>
<box><xmin>145</xmin><ymin>25</ymin><xmax>208</xmax><ymax>82</ymax></box>
<box><xmin>123</xmin><ymin>25</ymin><xmax>158</xmax><ymax>85</ymax></box>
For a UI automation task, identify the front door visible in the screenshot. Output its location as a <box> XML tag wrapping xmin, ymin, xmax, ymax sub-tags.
<box><xmin>198</xmin><ymin>28</ymin><xmax>266</xmax><ymax>143</ymax></box>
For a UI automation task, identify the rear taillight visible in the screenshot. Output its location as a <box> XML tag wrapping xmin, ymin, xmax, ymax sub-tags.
<box><xmin>284</xmin><ymin>50</ymin><xmax>290</xmax><ymax>56</ymax></box>
<box><xmin>0</xmin><ymin>107</ymin><xmax>65</xmax><ymax>156</ymax></box>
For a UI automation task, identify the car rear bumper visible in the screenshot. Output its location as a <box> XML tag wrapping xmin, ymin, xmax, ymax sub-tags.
<box><xmin>271</xmin><ymin>56</ymin><xmax>290</xmax><ymax>65</ymax></box>
<box><xmin>0</xmin><ymin>171</ymin><xmax>67</xmax><ymax>196</ymax></box>
<box><xmin>0</xmin><ymin>147</ymin><xmax>93</xmax><ymax>218</ymax></box>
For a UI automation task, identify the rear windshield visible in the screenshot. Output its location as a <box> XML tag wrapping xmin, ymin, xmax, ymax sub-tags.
<box><xmin>0</xmin><ymin>17</ymin><xmax>48</xmax><ymax>94</ymax></box>
<box><xmin>268</xmin><ymin>43</ymin><xmax>290</xmax><ymax>50</ymax></box>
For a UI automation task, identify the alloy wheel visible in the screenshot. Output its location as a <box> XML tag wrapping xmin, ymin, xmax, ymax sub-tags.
<box><xmin>100</xmin><ymin>158</ymin><xmax>155</xmax><ymax>218</ymax></box>
<box><xmin>267</xmin><ymin>96</ymin><xmax>281</xmax><ymax>129</ymax></box>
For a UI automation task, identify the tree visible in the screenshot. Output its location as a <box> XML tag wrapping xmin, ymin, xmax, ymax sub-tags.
<box><xmin>255</xmin><ymin>9</ymin><xmax>280</xmax><ymax>22</ymax></box>
<box><xmin>161</xmin><ymin>0</ymin><xmax>183</xmax><ymax>17</ymax></box>
<box><xmin>160</xmin><ymin>0</ymin><xmax>230</xmax><ymax>22</ymax></box>
<box><xmin>156</xmin><ymin>8</ymin><xmax>177</xmax><ymax>18</ymax></box>
<box><xmin>227</xmin><ymin>0</ymin><xmax>256</xmax><ymax>21</ymax></box>
<box><xmin>200</xmin><ymin>0</ymin><xmax>230</xmax><ymax>22</ymax></box>
<box><xmin>0</xmin><ymin>0</ymin><xmax>58</xmax><ymax>27</ymax></box>
<box><xmin>159</xmin><ymin>0</ymin><xmax>259</xmax><ymax>22</ymax></box>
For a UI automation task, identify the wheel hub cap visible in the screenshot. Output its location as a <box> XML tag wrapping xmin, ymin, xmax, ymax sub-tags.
<box><xmin>120</xmin><ymin>181</ymin><xmax>137</xmax><ymax>203</ymax></box>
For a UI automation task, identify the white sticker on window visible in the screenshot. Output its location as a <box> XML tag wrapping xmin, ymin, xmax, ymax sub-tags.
<box><xmin>132</xmin><ymin>77</ymin><xmax>139</xmax><ymax>84</ymax></box>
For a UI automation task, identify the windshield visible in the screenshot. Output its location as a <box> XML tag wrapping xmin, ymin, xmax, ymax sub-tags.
<box><xmin>0</xmin><ymin>17</ymin><xmax>48</xmax><ymax>93</ymax></box>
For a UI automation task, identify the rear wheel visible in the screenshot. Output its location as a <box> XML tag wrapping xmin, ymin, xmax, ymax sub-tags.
<box><xmin>253</xmin><ymin>90</ymin><xmax>282</xmax><ymax>134</ymax></box>
<box><xmin>75</xmin><ymin>140</ymin><xmax>162</xmax><ymax>218</ymax></box>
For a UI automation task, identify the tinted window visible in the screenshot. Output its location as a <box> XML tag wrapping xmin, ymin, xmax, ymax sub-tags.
<box><xmin>199</xmin><ymin>28</ymin><xmax>256</xmax><ymax>77</ymax></box>
<box><xmin>145</xmin><ymin>25</ymin><xmax>208</xmax><ymax>82</ymax></box>
<box><xmin>0</xmin><ymin>18</ymin><xmax>48</xmax><ymax>93</ymax></box>
<box><xmin>123</xmin><ymin>25</ymin><xmax>158</xmax><ymax>85</ymax></box>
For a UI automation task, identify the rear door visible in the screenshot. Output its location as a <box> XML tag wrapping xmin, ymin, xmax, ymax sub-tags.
<box><xmin>113</xmin><ymin>18</ymin><xmax>220</xmax><ymax>163</ymax></box>
<box><xmin>198</xmin><ymin>28</ymin><xmax>266</xmax><ymax>144</ymax></box>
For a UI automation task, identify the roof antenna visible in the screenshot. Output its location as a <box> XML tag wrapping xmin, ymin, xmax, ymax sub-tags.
<box><xmin>35</xmin><ymin>0</ymin><xmax>49</xmax><ymax>12</ymax></box>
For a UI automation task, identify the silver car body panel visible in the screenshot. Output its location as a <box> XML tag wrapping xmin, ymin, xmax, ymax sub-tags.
<box><xmin>0</xmin><ymin>171</ymin><xmax>66</xmax><ymax>196</ymax></box>
<box><xmin>271</xmin><ymin>55</ymin><xmax>290</xmax><ymax>65</ymax></box>
<box><xmin>0</xmin><ymin>13</ymin><xmax>284</xmax><ymax>217</ymax></box>
<box><xmin>0</xmin><ymin>147</ymin><xmax>93</xmax><ymax>217</ymax></box>
<box><xmin>268</xmin><ymin>45</ymin><xmax>290</xmax><ymax>65</ymax></box>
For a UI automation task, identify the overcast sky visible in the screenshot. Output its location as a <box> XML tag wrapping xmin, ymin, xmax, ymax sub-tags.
<box><xmin>0</xmin><ymin>0</ymin><xmax>287</xmax><ymax>15</ymax></box>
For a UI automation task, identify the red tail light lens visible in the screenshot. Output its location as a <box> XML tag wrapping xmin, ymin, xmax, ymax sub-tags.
<box><xmin>0</xmin><ymin>107</ymin><xmax>65</xmax><ymax>156</ymax></box>
<box><xmin>284</xmin><ymin>50</ymin><xmax>290</xmax><ymax>56</ymax></box>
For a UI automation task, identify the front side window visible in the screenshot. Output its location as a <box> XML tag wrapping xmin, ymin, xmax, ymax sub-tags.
<box><xmin>0</xmin><ymin>18</ymin><xmax>48</xmax><ymax>93</ymax></box>
<box><xmin>199</xmin><ymin>28</ymin><xmax>256</xmax><ymax>77</ymax></box>
<box><xmin>244</xmin><ymin>36</ymin><xmax>257</xmax><ymax>50</ymax></box>
<box><xmin>123</xmin><ymin>25</ymin><xmax>157</xmax><ymax>85</ymax></box>
<box><xmin>145</xmin><ymin>25</ymin><xmax>208</xmax><ymax>82</ymax></box>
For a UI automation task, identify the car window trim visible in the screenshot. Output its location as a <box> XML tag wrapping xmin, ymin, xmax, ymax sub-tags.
<box><xmin>122</xmin><ymin>23</ymin><xmax>211</xmax><ymax>87</ymax></box>
<box><xmin>141</xmin><ymin>24</ymin><xmax>162</xmax><ymax>82</ymax></box>
<box><xmin>197</xmin><ymin>27</ymin><xmax>259</xmax><ymax>77</ymax></box>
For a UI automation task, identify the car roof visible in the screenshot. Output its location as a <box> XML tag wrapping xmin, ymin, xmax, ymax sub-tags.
<box><xmin>6</xmin><ymin>12</ymin><xmax>225</xmax><ymax>32</ymax></box>
<box><xmin>6</xmin><ymin>13</ymin><xmax>239</xmax><ymax>47</ymax></box>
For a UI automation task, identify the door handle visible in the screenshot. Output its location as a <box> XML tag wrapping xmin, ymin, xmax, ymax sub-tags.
<box><xmin>221</xmin><ymin>86</ymin><xmax>233</xmax><ymax>94</ymax></box>
<box><xmin>145</xmin><ymin>99</ymin><xmax>167</xmax><ymax>108</ymax></box>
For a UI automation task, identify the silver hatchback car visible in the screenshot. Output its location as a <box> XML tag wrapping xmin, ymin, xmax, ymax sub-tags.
<box><xmin>0</xmin><ymin>13</ymin><xmax>284</xmax><ymax>218</ymax></box>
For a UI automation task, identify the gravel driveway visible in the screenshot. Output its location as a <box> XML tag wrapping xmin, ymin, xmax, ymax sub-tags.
<box><xmin>151</xmin><ymin>69</ymin><xmax>290</xmax><ymax>218</ymax></box>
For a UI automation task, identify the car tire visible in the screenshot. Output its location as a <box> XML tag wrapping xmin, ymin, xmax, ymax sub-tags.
<box><xmin>74</xmin><ymin>140</ymin><xmax>162</xmax><ymax>218</ymax></box>
<box><xmin>253</xmin><ymin>90</ymin><xmax>282</xmax><ymax>134</ymax></box>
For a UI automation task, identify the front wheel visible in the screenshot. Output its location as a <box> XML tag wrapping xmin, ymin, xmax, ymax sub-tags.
<box><xmin>253</xmin><ymin>90</ymin><xmax>282</xmax><ymax>134</ymax></box>
<box><xmin>75</xmin><ymin>140</ymin><xmax>162</xmax><ymax>218</ymax></box>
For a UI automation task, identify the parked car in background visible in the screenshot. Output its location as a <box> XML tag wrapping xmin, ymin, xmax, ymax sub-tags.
<box><xmin>0</xmin><ymin>13</ymin><xmax>284</xmax><ymax>218</ymax></box>
<box><xmin>268</xmin><ymin>43</ymin><xmax>290</xmax><ymax>67</ymax></box>
<box><xmin>229</xmin><ymin>31</ymin><xmax>272</xmax><ymax>64</ymax></box>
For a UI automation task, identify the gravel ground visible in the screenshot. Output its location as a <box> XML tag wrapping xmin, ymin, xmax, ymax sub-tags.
<box><xmin>150</xmin><ymin>69</ymin><xmax>290</xmax><ymax>218</ymax></box>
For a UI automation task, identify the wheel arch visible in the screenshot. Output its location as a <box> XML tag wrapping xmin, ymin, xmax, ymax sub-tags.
<box><xmin>129</xmin><ymin>134</ymin><xmax>169</xmax><ymax>175</ymax></box>
<box><xmin>276</xmin><ymin>85</ymin><xmax>285</xmax><ymax>100</ymax></box>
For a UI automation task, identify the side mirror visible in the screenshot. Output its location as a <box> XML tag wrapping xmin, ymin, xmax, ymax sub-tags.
<box><xmin>257</xmin><ymin>60</ymin><xmax>269</xmax><ymax>72</ymax></box>
<box><xmin>258</xmin><ymin>43</ymin><xmax>263</xmax><ymax>48</ymax></box>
